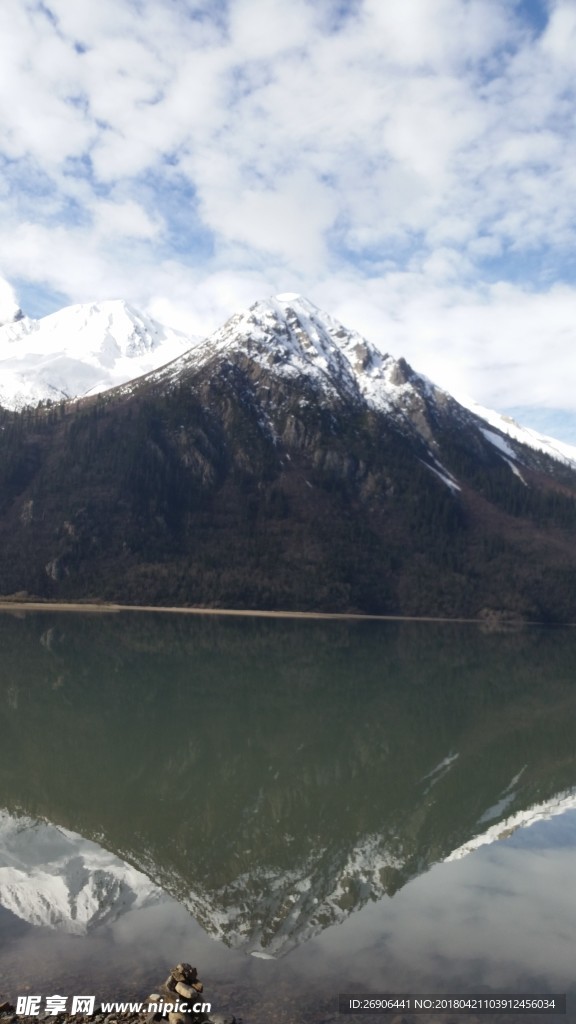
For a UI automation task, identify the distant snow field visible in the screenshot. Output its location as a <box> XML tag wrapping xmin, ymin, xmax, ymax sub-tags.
<box><xmin>0</xmin><ymin>300</ymin><xmax>194</xmax><ymax>409</ymax></box>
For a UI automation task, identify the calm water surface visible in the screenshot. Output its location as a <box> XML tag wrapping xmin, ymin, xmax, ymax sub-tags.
<box><xmin>0</xmin><ymin>612</ymin><xmax>575</xmax><ymax>1022</ymax></box>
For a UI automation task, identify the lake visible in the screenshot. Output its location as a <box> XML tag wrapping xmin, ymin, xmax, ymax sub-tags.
<box><xmin>0</xmin><ymin>611</ymin><xmax>575</xmax><ymax>1023</ymax></box>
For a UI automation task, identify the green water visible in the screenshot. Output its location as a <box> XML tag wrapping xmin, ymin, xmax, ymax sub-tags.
<box><xmin>0</xmin><ymin>612</ymin><xmax>575</xmax><ymax>1021</ymax></box>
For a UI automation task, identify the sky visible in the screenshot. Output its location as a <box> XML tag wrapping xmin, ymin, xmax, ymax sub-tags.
<box><xmin>1</xmin><ymin>0</ymin><xmax>576</xmax><ymax>430</ymax></box>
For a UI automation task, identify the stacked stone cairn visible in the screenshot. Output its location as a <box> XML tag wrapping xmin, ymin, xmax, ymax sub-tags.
<box><xmin>146</xmin><ymin>964</ymin><xmax>237</xmax><ymax>1024</ymax></box>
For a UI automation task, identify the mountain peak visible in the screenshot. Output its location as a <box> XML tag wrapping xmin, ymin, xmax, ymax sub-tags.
<box><xmin>181</xmin><ymin>293</ymin><xmax>446</xmax><ymax>434</ymax></box>
<box><xmin>165</xmin><ymin>292</ymin><xmax>386</xmax><ymax>415</ymax></box>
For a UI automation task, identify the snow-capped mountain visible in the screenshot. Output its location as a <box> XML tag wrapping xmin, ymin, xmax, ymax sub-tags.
<box><xmin>0</xmin><ymin>809</ymin><xmax>164</xmax><ymax>933</ymax></box>
<box><xmin>163</xmin><ymin>292</ymin><xmax>418</xmax><ymax>409</ymax></box>
<box><xmin>2</xmin><ymin>291</ymin><xmax>575</xmax><ymax>476</ymax></box>
<box><xmin>1</xmin><ymin>292</ymin><xmax>576</xmax><ymax>618</ymax></box>
<box><xmin>154</xmin><ymin>293</ymin><xmax>455</xmax><ymax>422</ymax></box>
<box><xmin>150</xmin><ymin>293</ymin><xmax>576</xmax><ymax>478</ymax></box>
<box><xmin>0</xmin><ymin>300</ymin><xmax>194</xmax><ymax>409</ymax></box>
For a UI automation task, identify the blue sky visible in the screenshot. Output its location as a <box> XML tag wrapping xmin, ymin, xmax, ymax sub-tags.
<box><xmin>1</xmin><ymin>0</ymin><xmax>576</xmax><ymax>432</ymax></box>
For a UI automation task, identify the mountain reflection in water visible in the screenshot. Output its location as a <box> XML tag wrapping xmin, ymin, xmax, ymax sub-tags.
<box><xmin>0</xmin><ymin>612</ymin><xmax>575</xmax><ymax>1011</ymax></box>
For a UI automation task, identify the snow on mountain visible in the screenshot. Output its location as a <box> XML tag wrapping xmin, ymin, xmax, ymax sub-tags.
<box><xmin>0</xmin><ymin>805</ymin><xmax>403</xmax><ymax>955</ymax></box>
<box><xmin>210</xmin><ymin>295</ymin><xmax>576</xmax><ymax>472</ymax></box>
<box><xmin>150</xmin><ymin>293</ymin><xmax>465</xmax><ymax>484</ymax></box>
<box><xmin>0</xmin><ymin>300</ymin><xmax>194</xmax><ymax>409</ymax></box>
<box><xmin>0</xmin><ymin>809</ymin><xmax>164</xmax><ymax>933</ymax></box>
<box><xmin>457</xmin><ymin>396</ymin><xmax>576</xmax><ymax>469</ymax></box>
<box><xmin>2</xmin><ymin>783</ymin><xmax>574</xmax><ymax>955</ymax></box>
<box><xmin>179</xmin><ymin>786</ymin><xmax>576</xmax><ymax>958</ymax></box>
<box><xmin>164</xmin><ymin>293</ymin><xmax>440</xmax><ymax>416</ymax></box>
<box><xmin>181</xmin><ymin>833</ymin><xmax>405</xmax><ymax>959</ymax></box>
<box><xmin>2</xmin><ymin>291</ymin><xmax>575</xmax><ymax>480</ymax></box>
<box><xmin>150</xmin><ymin>293</ymin><xmax>576</xmax><ymax>489</ymax></box>
<box><xmin>229</xmin><ymin>296</ymin><xmax>576</xmax><ymax>475</ymax></box>
<box><xmin>445</xmin><ymin>788</ymin><xmax>576</xmax><ymax>862</ymax></box>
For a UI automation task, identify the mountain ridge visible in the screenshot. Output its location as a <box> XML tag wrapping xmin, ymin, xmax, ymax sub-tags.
<box><xmin>0</xmin><ymin>294</ymin><xmax>575</xmax><ymax>619</ymax></box>
<box><xmin>129</xmin><ymin>293</ymin><xmax>576</xmax><ymax>478</ymax></box>
<box><xmin>2</xmin><ymin>291</ymin><xmax>575</xmax><ymax>472</ymax></box>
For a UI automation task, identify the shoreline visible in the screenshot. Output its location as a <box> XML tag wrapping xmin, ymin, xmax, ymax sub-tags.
<box><xmin>0</xmin><ymin>599</ymin><xmax>564</xmax><ymax>626</ymax></box>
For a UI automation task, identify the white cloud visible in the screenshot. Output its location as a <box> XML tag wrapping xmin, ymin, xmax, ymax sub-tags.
<box><xmin>148</xmin><ymin>268</ymin><xmax>286</xmax><ymax>339</ymax></box>
<box><xmin>361</xmin><ymin>0</ymin><xmax>514</xmax><ymax>70</ymax></box>
<box><xmin>91</xmin><ymin>198</ymin><xmax>161</xmax><ymax>241</ymax></box>
<box><xmin>227</xmin><ymin>0</ymin><xmax>316</xmax><ymax>60</ymax></box>
<box><xmin>196</xmin><ymin>168</ymin><xmax>339</xmax><ymax>270</ymax></box>
<box><xmin>540</xmin><ymin>0</ymin><xmax>576</xmax><ymax>63</ymax></box>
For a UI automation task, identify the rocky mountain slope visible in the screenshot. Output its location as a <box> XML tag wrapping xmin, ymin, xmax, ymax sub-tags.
<box><xmin>0</xmin><ymin>294</ymin><xmax>576</xmax><ymax>619</ymax></box>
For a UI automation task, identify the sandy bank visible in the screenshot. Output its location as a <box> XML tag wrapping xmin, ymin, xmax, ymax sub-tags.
<box><xmin>0</xmin><ymin>598</ymin><xmax>483</xmax><ymax>622</ymax></box>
